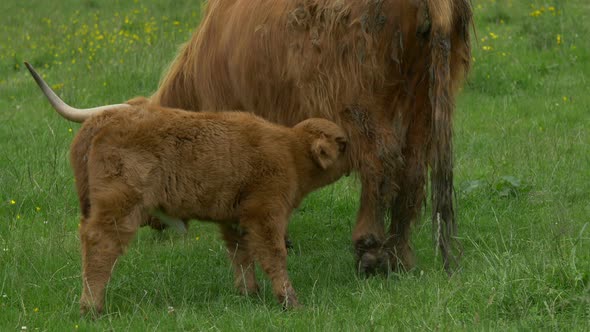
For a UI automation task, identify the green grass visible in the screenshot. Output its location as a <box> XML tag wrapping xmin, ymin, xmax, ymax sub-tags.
<box><xmin>1</xmin><ymin>0</ymin><xmax>589</xmax><ymax>330</ymax></box>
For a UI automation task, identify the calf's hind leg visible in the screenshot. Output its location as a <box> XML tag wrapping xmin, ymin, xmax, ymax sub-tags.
<box><xmin>79</xmin><ymin>206</ymin><xmax>142</xmax><ymax>315</ymax></box>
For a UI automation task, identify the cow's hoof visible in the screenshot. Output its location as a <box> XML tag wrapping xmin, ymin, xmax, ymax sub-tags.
<box><xmin>357</xmin><ymin>250</ymin><xmax>390</xmax><ymax>276</ymax></box>
<box><xmin>387</xmin><ymin>243</ymin><xmax>416</xmax><ymax>272</ymax></box>
<box><xmin>355</xmin><ymin>234</ymin><xmax>388</xmax><ymax>276</ymax></box>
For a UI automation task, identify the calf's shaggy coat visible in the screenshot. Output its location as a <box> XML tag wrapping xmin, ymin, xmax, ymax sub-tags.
<box><xmin>25</xmin><ymin>63</ymin><xmax>349</xmax><ymax>314</ymax></box>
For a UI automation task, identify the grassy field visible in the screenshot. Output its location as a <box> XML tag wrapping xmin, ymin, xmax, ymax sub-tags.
<box><xmin>1</xmin><ymin>0</ymin><xmax>589</xmax><ymax>330</ymax></box>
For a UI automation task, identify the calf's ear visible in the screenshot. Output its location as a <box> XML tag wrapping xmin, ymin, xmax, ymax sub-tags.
<box><xmin>311</xmin><ymin>134</ymin><xmax>335</xmax><ymax>170</ymax></box>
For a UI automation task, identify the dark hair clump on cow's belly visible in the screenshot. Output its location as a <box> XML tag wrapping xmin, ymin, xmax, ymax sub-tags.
<box><xmin>152</xmin><ymin>0</ymin><xmax>473</xmax><ymax>275</ymax></box>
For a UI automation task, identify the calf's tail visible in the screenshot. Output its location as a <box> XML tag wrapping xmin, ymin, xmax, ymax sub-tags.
<box><xmin>24</xmin><ymin>62</ymin><xmax>130</xmax><ymax>122</ymax></box>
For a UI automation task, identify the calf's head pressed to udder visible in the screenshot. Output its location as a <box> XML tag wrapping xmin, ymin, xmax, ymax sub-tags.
<box><xmin>25</xmin><ymin>62</ymin><xmax>350</xmax><ymax>315</ymax></box>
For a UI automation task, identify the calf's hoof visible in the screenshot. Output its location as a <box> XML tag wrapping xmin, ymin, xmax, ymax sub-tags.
<box><xmin>80</xmin><ymin>302</ymin><xmax>102</xmax><ymax>319</ymax></box>
<box><xmin>237</xmin><ymin>282</ymin><xmax>260</xmax><ymax>296</ymax></box>
<box><xmin>284</xmin><ymin>235</ymin><xmax>294</xmax><ymax>250</ymax></box>
<box><xmin>280</xmin><ymin>286</ymin><xmax>301</xmax><ymax>310</ymax></box>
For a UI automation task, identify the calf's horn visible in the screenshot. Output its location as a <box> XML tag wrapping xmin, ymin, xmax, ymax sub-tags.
<box><xmin>24</xmin><ymin>62</ymin><xmax>131</xmax><ymax>123</ymax></box>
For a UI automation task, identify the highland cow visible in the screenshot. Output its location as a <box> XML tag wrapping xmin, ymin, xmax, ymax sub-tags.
<box><xmin>151</xmin><ymin>0</ymin><xmax>473</xmax><ymax>274</ymax></box>
<box><xmin>26</xmin><ymin>63</ymin><xmax>350</xmax><ymax>314</ymax></box>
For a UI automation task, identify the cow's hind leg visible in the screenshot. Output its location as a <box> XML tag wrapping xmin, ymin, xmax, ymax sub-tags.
<box><xmin>386</xmin><ymin>177</ymin><xmax>423</xmax><ymax>271</ymax></box>
<box><xmin>79</xmin><ymin>205</ymin><xmax>142</xmax><ymax>316</ymax></box>
<box><xmin>220</xmin><ymin>224</ymin><xmax>259</xmax><ymax>296</ymax></box>
<box><xmin>386</xmin><ymin>146</ymin><xmax>427</xmax><ymax>272</ymax></box>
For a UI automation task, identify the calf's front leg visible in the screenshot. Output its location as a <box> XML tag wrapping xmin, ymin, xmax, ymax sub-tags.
<box><xmin>241</xmin><ymin>211</ymin><xmax>299</xmax><ymax>309</ymax></box>
<box><xmin>220</xmin><ymin>224</ymin><xmax>259</xmax><ymax>296</ymax></box>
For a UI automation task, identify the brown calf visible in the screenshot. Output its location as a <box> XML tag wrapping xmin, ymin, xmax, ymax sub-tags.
<box><xmin>25</xmin><ymin>63</ymin><xmax>349</xmax><ymax>314</ymax></box>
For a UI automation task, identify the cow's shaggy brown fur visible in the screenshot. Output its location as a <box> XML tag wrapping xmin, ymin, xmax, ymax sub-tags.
<box><xmin>25</xmin><ymin>62</ymin><xmax>350</xmax><ymax>314</ymax></box>
<box><xmin>152</xmin><ymin>0</ymin><xmax>472</xmax><ymax>273</ymax></box>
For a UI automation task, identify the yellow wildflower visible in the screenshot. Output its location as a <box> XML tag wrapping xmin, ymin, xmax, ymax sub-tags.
<box><xmin>51</xmin><ymin>83</ymin><xmax>64</xmax><ymax>91</ymax></box>
<box><xmin>36</xmin><ymin>207</ymin><xmax>41</xmax><ymax>212</ymax></box>
<box><xmin>556</xmin><ymin>34</ymin><xmax>562</xmax><ymax>45</ymax></box>
<box><xmin>10</xmin><ymin>200</ymin><xmax>16</xmax><ymax>205</ymax></box>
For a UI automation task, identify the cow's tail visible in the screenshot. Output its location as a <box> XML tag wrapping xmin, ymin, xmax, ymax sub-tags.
<box><xmin>427</xmin><ymin>0</ymin><xmax>471</xmax><ymax>274</ymax></box>
<box><xmin>429</xmin><ymin>35</ymin><xmax>457</xmax><ymax>274</ymax></box>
